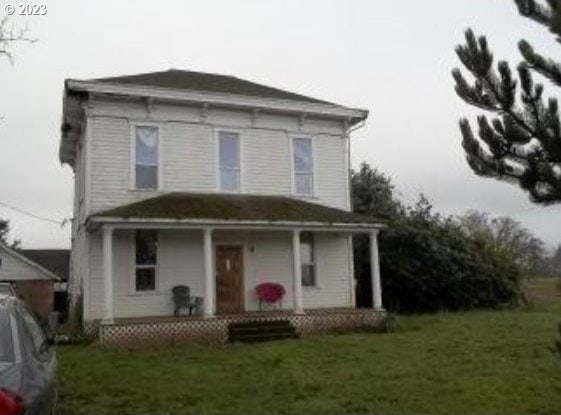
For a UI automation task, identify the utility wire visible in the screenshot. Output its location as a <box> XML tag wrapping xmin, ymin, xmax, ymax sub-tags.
<box><xmin>0</xmin><ymin>200</ymin><xmax>68</xmax><ymax>227</ymax></box>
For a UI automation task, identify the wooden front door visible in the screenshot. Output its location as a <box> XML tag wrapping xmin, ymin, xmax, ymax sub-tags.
<box><xmin>216</xmin><ymin>245</ymin><xmax>244</xmax><ymax>314</ymax></box>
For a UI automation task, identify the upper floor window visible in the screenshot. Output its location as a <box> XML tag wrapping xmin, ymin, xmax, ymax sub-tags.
<box><xmin>292</xmin><ymin>137</ymin><xmax>314</xmax><ymax>196</ymax></box>
<box><xmin>134</xmin><ymin>125</ymin><xmax>159</xmax><ymax>190</ymax></box>
<box><xmin>218</xmin><ymin>131</ymin><xmax>241</xmax><ymax>192</ymax></box>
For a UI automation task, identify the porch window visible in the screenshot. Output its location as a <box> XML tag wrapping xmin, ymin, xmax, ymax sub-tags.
<box><xmin>135</xmin><ymin>230</ymin><xmax>157</xmax><ymax>291</ymax></box>
<box><xmin>218</xmin><ymin>131</ymin><xmax>241</xmax><ymax>192</ymax></box>
<box><xmin>134</xmin><ymin>125</ymin><xmax>159</xmax><ymax>190</ymax></box>
<box><xmin>300</xmin><ymin>232</ymin><xmax>316</xmax><ymax>287</ymax></box>
<box><xmin>292</xmin><ymin>137</ymin><xmax>313</xmax><ymax>196</ymax></box>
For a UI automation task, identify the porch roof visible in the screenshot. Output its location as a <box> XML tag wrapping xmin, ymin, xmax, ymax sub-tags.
<box><xmin>89</xmin><ymin>192</ymin><xmax>384</xmax><ymax>230</ymax></box>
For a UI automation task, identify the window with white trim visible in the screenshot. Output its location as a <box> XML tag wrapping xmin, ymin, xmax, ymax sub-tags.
<box><xmin>134</xmin><ymin>126</ymin><xmax>159</xmax><ymax>190</ymax></box>
<box><xmin>135</xmin><ymin>230</ymin><xmax>157</xmax><ymax>291</ymax></box>
<box><xmin>300</xmin><ymin>232</ymin><xmax>316</xmax><ymax>287</ymax></box>
<box><xmin>292</xmin><ymin>137</ymin><xmax>313</xmax><ymax>196</ymax></box>
<box><xmin>218</xmin><ymin>131</ymin><xmax>241</xmax><ymax>192</ymax></box>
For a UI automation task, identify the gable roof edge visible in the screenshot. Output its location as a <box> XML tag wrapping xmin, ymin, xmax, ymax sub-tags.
<box><xmin>0</xmin><ymin>243</ymin><xmax>61</xmax><ymax>281</ymax></box>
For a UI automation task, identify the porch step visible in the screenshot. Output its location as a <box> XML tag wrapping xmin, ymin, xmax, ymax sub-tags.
<box><xmin>228</xmin><ymin>320</ymin><xmax>299</xmax><ymax>343</ymax></box>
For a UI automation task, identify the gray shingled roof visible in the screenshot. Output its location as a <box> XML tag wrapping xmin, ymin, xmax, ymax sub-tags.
<box><xmin>93</xmin><ymin>193</ymin><xmax>381</xmax><ymax>225</ymax></box>
<box><xmin>20</xmin><ymin>249</ymin><xmax>70</xmax><ymax>282</ymax></box>
<box><xmin>93</xmin><ymin>69</ymin><xmax>332</xmax><ymax>105</ymax></box>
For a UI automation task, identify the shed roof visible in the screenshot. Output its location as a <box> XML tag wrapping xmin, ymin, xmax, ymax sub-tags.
<box><xmin>20</xmin><ymin>249</ymin><xmax>70</xmax><ymax>282</ymax></box>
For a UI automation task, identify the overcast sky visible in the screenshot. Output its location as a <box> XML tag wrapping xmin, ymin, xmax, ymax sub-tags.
<box><xmin>0</xmin><ymin>0</ymin><xmax>559</xmax><ymax>249</ymax></box>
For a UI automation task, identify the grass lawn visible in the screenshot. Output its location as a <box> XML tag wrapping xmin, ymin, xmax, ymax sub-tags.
<box><xmin>57</xmin><ymin>278</ymin><xmax>561</xmax><ymax>415</ymax></box>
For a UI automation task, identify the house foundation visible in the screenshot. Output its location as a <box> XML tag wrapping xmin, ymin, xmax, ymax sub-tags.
<box><xmin>96</xmin><ymin>308</ymin><xmax>386</xmax><ymax>347</ymax></box>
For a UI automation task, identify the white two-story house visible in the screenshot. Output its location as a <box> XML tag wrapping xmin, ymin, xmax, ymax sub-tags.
<box><xmin>59</xmin><ymin>70</ymin><xmax>385</xmax><ymax>345</ymax></box>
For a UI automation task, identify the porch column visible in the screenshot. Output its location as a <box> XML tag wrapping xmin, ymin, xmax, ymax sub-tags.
<box><xmin>102</xmin><ymin>225</ymin><xmax>114</xmax><ymax>324</ymax></box>
<box><xmin>203</xmin><ymin>227</ymin><xmax>215</xmax><ymax>317</ymax></box>
<box><xmin>347</xmin><ymin>235</ymin><xmax>356</xmax><ymax>308</ymax></box>
<box><xmin>292</xmin><ymin>229</ymin><xmax>304</xmax><ymax>314</ymax></box>
<box><xmin>370</xmin><ymin>230</ymin><xmax>383</xmax><ymax>310</ymax></box>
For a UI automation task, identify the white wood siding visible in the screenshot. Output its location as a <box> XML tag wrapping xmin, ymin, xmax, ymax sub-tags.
<box><xmin>85</xmin><ymin>230</ymin><xmax>353</xmax><ymax>320</ymax></box>
<box><xmin>314</xmin><ymin>134</ymin><xmax>349</xmax><ymax>210</ymax></box>
<box><xmin>86</xmin><ymin>97</ymin><xmax>349</xmax><ymax>214</ymax></box>
<box><xmin>163</xmin><ymin>123</ymin><xmax>215</xmax><ymax>192</ymax></box>
<box><xmin>88</xmin><ymin>232</ymin><xmax>104</xmax><ymax>319</ymax></box>
<box><xmin>70</xmin><ymin>226</ymin><xmax>89</xmax><ymax>316</ymax></box>
<box><xmin>242</xmin><ymin>129</ymin><xmax>291</xmax><ymax>195</ymax></box>
<box><xmin>90</xmin><ymin>116</ymin><xmax>135</xmax><ymax>213</ymax></box>
<box><xmin>79</xmin><ymin>96</ymin><xmax>354</xmax><ymax>320</ymax></box>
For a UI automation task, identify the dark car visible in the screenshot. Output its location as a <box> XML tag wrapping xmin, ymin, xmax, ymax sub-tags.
<box><xmin>0</xmin><ymin>294</ymin><xmax>56</xmax><ymax>415</ymax></box>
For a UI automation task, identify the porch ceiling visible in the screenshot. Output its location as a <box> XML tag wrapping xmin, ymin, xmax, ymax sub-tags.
<box><xmin>89</xmin><ymin>192</ymin><xmax>384</xmax><ymax>230</ymax></box>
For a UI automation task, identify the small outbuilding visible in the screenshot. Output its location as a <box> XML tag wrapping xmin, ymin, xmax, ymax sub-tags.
<box><xmin>20</xmin><ymin>249</ymin><xmax>70</xmax><ymax>320</ymax></box>
<box><xmin>0</xmin><ymin>243</ymin><xmax>65</xmax><ymax>320</ymax></box>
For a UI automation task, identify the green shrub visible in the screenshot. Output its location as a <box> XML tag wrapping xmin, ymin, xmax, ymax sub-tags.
<box><xmin>378</xmin><ymin>221</ymin><xmax>521</xmax><ymax>313</ymax></box>
<box><xmin>60</xmin><ymin>291</ymin><xmax>95</xmax><ymax>344</ymax></box>
<box><xmin>352</xmin><ymin>162</ymin><xmax>524</xmax><ymax>314</ymax></box>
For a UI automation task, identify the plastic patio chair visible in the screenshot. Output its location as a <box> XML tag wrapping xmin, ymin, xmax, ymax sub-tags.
<box><xmin>172</xmin><ymin>285</ymin><xmax>202</xmax><ymax>316</ymax></box>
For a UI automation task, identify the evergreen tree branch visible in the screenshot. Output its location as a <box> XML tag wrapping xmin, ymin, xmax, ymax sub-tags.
<box><xmin>515</xmin><ymin>0</ymin><xmax>561</xmax><ymax>42</ymax></box>
<box><xmin>453</xmin><ymin>21</ymin><xmax>561</xmax><ymax>203</ymax></box>
<box><xmin>519</xmin><ymin>40</ymin><xmax>561</xmax><ymax>86</ymax></box>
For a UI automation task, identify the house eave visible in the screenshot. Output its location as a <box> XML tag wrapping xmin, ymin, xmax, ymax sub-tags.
<box><xmin>87</xmin><ymin>216</ymin><xmax>385</xmax><ymax>233</ymax></box>
<box><xmin>65</xmin><ymin>79</ymin><xmax>369</xmax><ymax>125</ymax></box>
<box><xmin>59</xmin><ymin>87</ymin><xmax>87</xmax><ymax>167</ymax></box>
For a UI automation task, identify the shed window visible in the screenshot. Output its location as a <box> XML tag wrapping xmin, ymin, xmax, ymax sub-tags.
<box><xmin>135</xmin><ymin>230</ymin><xmax>157</xmax><ymax>291</ymax></box>
<box><xmin>293</xmin><ymin>137</ymin><xmax>313</xmax><ymax>196</ymax></box>
<box><xmin>218</xmin><ymin>131</ymin><xmax>241</xmax><ymax>192</ymax></box>
<box><xmin>134</xmin><ymin>126</ymin><xmax>159</xmax><ymax>190</ymax></box>
<box><xmin>301</xmin><ymin>232</ymin><xmax>316</xmax><ymax>287</ymax></box>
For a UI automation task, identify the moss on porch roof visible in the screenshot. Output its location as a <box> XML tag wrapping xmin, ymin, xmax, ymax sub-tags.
<box><xmin>93</xmin><ymin>193</ymin><xmax>382</xmax><ymax>225</ymax></box>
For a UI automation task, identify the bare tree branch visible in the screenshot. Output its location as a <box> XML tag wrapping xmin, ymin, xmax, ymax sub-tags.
<box><xmin>0</xmin><ymin>15</ymin><xmax>36</xmax><ymax>64</ymax></box>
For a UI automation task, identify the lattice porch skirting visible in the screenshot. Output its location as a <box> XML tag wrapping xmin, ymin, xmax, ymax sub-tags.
<box><xmin>94</xmin><ymin>309</ymin><xmax>386</xmax><ymax>347</ymax></box>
